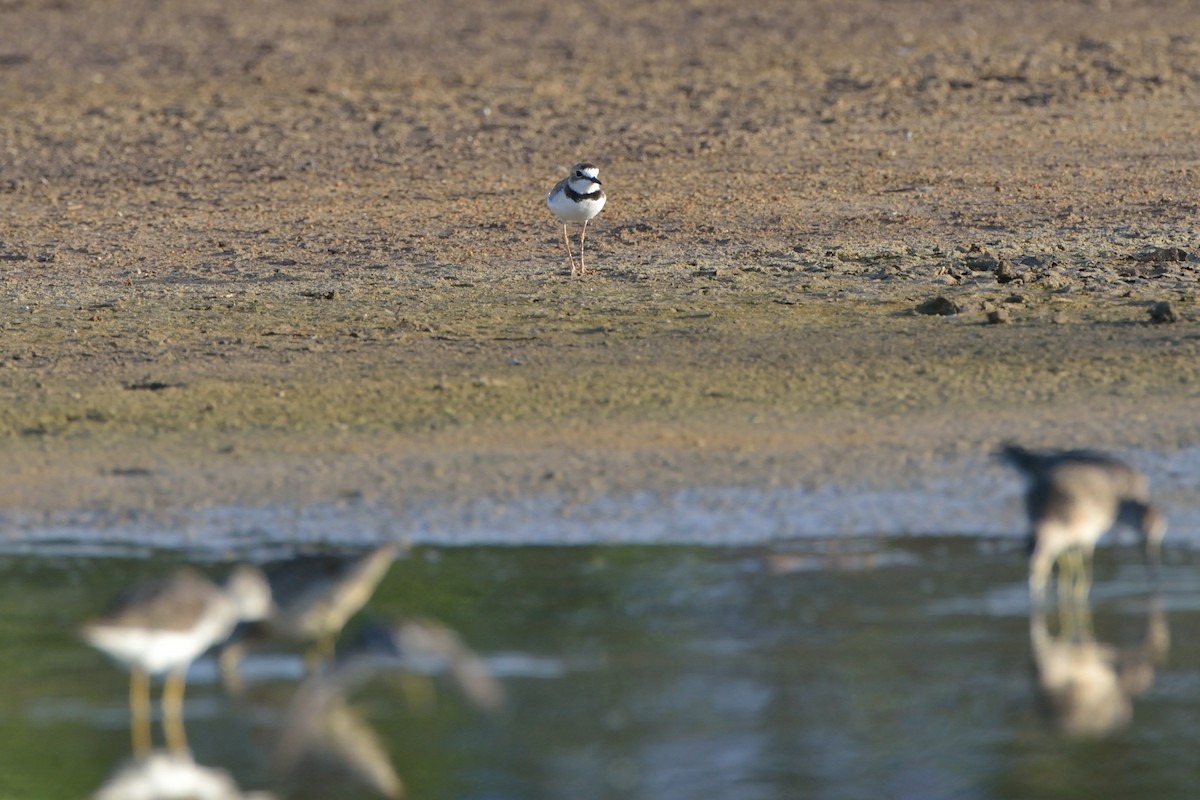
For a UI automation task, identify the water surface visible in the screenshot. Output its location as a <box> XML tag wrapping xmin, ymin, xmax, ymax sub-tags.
<box><xmin>4</xmin><ymin>538</ymin><xmax>1200</xmax><ymax>799</ymax></box>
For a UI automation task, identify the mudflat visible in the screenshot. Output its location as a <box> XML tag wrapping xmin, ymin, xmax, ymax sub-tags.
<box><xmin>1</xmin><ymin>0</ymin><xmax>1198</xmax><ymax>529</ymax></box>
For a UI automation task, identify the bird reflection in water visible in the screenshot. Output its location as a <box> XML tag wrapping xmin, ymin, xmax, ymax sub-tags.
<box><xmin>272</xmin><ymin>618</ymin><xmax>504</xmax><ymax>799</ymax></box>
<box><xmin>1030</xmin><ymin>596</ymin><xmax>1169</xmax><ymax>737</ymax></box>
<box><xmin>90</xmin><ymin>750</ymin><xmax>275</xmax><ymax>800</ymax></box>
<box><xmin>765</xmin><ymin>536</ymin><xmax>915</xmax><ymax>574</ymax></box>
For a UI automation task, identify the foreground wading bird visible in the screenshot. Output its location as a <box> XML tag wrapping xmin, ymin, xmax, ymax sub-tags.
<box><xmin>547</xmin><ymin>162</ymin><xmax>606</xmax><ymax>276</ymax></box>
<box><xmin>81</xmin><ymin>565</ymin><xmax>273</xmax><ymax>754</ymax></box>
<box><xmin>998</xmin><ymin>444</ymin><xmax>1166</xmax><ymax>603</ymax></box>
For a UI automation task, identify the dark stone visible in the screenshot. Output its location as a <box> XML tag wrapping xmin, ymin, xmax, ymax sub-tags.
<box><xmin>964</xmin><ymin>251</ymin><xmax>999</xmax><ymax>271</ymax></box>
<box><xmin>1132</xmin><ymin>246</ymin><xmax>1189</xmax><ymax>264</ymax></box>
<box><xmin>1148</xmin><ymin>300</ymin><xmax>1180</xmax><ymax>323</ymax></box>
<box><xmin>916</xmin><ymin>296</ymin><xmax>960</xmax><ymax>316</ymax></box>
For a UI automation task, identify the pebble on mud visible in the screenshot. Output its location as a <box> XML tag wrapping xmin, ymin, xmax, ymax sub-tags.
<box><xmin>964</xmin><ymin>251</ymin><xmax>999</xmax><ymax>271</ymax></box>
<box><xmin>1132</xmin><ymin>246</ymin><xmax>1189</xmax><ymax>264</ymax></box>
<box><xmin>915</xmin><ymin>296</ymin><xmax>959</xmax><ymax>316</ymax></box>
<box><xmin>1148</xmin><ymin>300</ymin><xmax>1180</xmax><ymax>323</ymax></box>
<box><xmin>986</xmin><ymin>308</ymin><xmax>1010</xmax><ymax>324</ymax></box>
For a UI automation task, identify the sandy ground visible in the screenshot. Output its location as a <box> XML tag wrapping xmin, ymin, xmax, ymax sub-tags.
<box><xmin>0</xmin><ymin>0</ymin><xmax>1198</xmax><ymax>534</ymax></box>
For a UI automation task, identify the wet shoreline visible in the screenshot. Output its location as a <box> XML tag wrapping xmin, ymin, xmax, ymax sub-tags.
<box><xmin>1</xmin><ymin>291</ymin><xmax>1198</xmax><ymax>538</ymax></box>
<box><xmin>4</xmin><ymin>444</ymin><xmax>1197</xmax><ymax>559</ymax></box>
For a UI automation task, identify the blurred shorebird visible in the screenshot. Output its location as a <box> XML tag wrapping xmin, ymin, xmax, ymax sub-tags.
<box><xmin>221</xmin><ymin>543</ymin><xmax>399</xmax><ymax>681</ymax></box>
<box><xmin>547</xmin><ymin>162</ymin><xmax>606</xmax><ymax>276</ymax></box>
<box><xmin>998</xmin><ymin>444</ymin><xmax>1166</xmax><ymax>603</ymax></box>
<box><xmin>362</xmin><ymin>617</ymin><xmax>506</xmax><ymax>712</ymax></box>
<box><xmin>271</xmin><ymin>616</ymin><xmax>503</xmax><ymax>799</ymax></box>
<box><xmin>1030</xmin><ymin>596</ymin><xmax>1168</xmax><ymax>737</ymax></box>
<box><xmin>81</xmin><ymin>565</ymin><xmax>273</xmax><ymax>754</ymax></box>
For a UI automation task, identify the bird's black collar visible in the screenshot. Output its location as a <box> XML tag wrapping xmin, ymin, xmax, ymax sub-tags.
<box><xmin>565</xmin><ymin>185</ymin><xmax>602</xmax><ymax>202</ymax></box>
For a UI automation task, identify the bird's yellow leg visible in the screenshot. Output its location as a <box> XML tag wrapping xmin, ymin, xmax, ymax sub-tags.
<box><xmin>1073</xmin><ymin>549</ymin><xmax>1093</xmax><ymax>605</ymax></box>
<box><xmin>1056</xmin><ymin>552</ymin><xmax>1074</xmax><ymax>608</ymax></box>
<box><xmin>1060</xmin><ymin>597</ymin><xmax>1077</xmax><ymax>639</ymax></box>
<box><xmin>1077</xmin><ymin>599</ymin><xmax>1095</xmax><ymax>640</ymax></box>
<box><xmin>305</xmin><ymin>632</ymin><xmax>337</xmax><ymax>673</ymax></box>
<box><xmin>129</xmin><ymin>667</ymin><xmax>152</xmax><ymax>756</ymax></box>
<box><xmin>162</xmin><ymin>668</ymin><xmax>190</xmax><ymax>754</ymax></box>
<box><xmin>1084</xmin><ymin>548</ymin><xmax>1094</xmax><ymax>582</ymax></box>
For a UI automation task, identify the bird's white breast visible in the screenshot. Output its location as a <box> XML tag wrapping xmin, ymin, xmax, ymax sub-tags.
<box><xmin>548</xmin><ymin>185</ymin><xmax>605</xmax><ymax>223</ymax></box>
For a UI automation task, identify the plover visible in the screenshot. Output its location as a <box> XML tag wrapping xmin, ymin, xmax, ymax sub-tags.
<box><xmin>81</xmin><ymin>565</ymin><xmax>273</xmax><ymax>754</ymax></box>
<box><xmin>547</xmin><ymin>162</ymin><xmax>606</xmax><ymax>276</ymax></box>
<box><xmin>998</xmin><ymin>444</ymin><xmax>1166</xmax><ymax>603</ymax></box>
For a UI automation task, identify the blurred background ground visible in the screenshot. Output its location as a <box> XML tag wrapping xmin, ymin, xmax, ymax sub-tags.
<box><xmin>0</xmin><ymin>0</ymin><xmax>1197</xmax><ymax>530</ymax></box>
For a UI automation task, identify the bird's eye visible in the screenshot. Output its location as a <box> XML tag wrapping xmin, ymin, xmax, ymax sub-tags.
<box><xmin>574</xmin><ymin>171</ymin><xmax>582</xmax><ymax>177</ymax></box>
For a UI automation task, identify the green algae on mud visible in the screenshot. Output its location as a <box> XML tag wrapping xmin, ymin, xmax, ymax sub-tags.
<box><xmin>2</xmin><ymin>280</ymin><xmax>1195</xmax><ymax>440</ymax></box>
<box><xmin>0</xmin><ymin>276</ymin><xmax>1197</xmax><ymax>524</ymax></box>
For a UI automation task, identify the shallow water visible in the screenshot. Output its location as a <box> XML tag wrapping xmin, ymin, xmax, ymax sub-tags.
<box><xmin>6</xmin><ymin>537</ymin><xmax>1200</xmax><ymax>800</ymax></box>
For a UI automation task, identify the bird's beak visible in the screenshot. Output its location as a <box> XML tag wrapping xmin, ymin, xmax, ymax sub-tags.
<box><xmin>591</xmin><ymin>177</ymin><xmax>602</xmax><ymax>186</ymax></box>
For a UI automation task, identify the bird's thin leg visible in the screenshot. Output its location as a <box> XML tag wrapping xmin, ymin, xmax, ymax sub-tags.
<box><xmin>1146</xmin><ymin>533</ymin><xmax>1162</xmax><ymax>578</ymax></box>
<box><xmin>1056</xmin><ymin>552</ymin><xmax>1073</xmax><ymax>608</ymax></box>
<box><xmin>1147</xmin><ymin>596</ymin><xmax>1169</xmax><ymax>661</ymax></box>
<box><xmin>130</xmin><ymin>667</ymin><xmax>152</xmax><ymax>756</ymax></box>
<box><xmin>1077</xmin><ymin>599</ymin><xmax>1095</xmax><ymax>640</ymax></box>
<box><xmin>561</xmin><ymin>223</ymin><xmax>578</xmax><ymax>276</ymax></box>
<box><xmin>162</xmin><ymin>668</ymin><xmax>190</xmax><ymax>754</ymax></box>
<box><xmin>1058</xmin><ymin>549</ymin><xmax>1086</xmax><ymax>606</ymax></box>
<box><xmin>1073</xmin><ymin>548</ymin><xmax>1094</xmax><ymax>605</ymax></box>
<box><xmin>1061</xmin><ymin>597</ymin><xmax>1078</xmax><ymax>639</ymax></box>
<box><xmin>578</xmin><ymin>220</ymin><xmax>590</xmax><ymax>275</ymax></box>
<box><xmin>305</xmin><ymin>632</ymin><xmax>337</xmax><ymax>672</ymax></box>
<box><xmin>1029</xmin><ymin>543</ymin><xmax>1053</xmax><ymax>606</ymax></box>
<box><xmin>218</xmin><ymin>641</ymin><xmax>247</xmax><ymax>695</ymax></box>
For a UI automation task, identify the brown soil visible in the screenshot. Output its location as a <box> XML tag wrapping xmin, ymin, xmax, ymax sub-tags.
<box><xmin>1</xmin><ymin>0</ymin><xmax>1198</xmax><ymax>532</ymax></box>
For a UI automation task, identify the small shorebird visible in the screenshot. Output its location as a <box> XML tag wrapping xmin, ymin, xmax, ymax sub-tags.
<box><xmin>81</xmin><ymin>565</ymin><xmax>273</xmax><ymax>754</ymax></box>
<box><xmin>998</xmin><ymin>444</ymin><xmax>1166</xmax><ymax>603</ymax></box>
<box><xmin>221</xmin><ymin>543</ymin><xmax>399</xmax><ymax>683</ymax></box>
<box><xmin>547</xmin><ymin>162</ymin><xmax>606</xmax><ymax>276</ymax></box>
<box><xmin>376</xmin><ymin>617</ymin><xmax>505</xmax><ymax>711</ymax></box>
